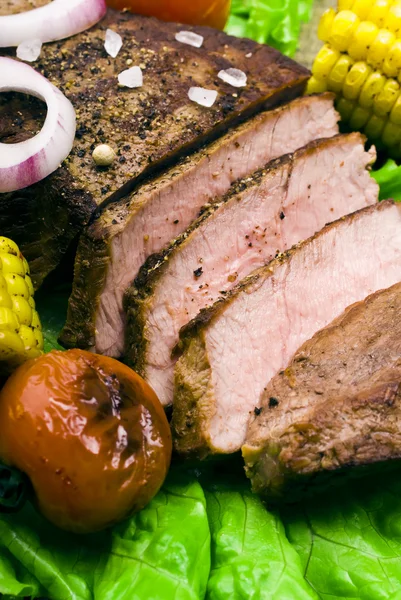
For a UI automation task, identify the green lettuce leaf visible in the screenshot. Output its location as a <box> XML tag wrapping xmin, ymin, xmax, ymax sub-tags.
<box><xmin>0</xmin><ymin>501</ymin><xmax>103</xmax><ymax>599</ymax></box>
<box><xmin>205</xmin><ymin>485</ymin><xmax>318</xmax><ymax>599</ymax></box>
<box><xmin>226</xmin><ymin>0</ymin><xmax>314</xmax><ymax>57</ymax></box>
<box><xmin>371</xmin><ymin>159</ymin><xmax>401</xmax><ymax>202</ymax></box>
<box><xmin>94</xmin><ymin>474</ymin><xmax>210</xmax><ymax>600</ymax></box>
<box><xmin>0</xmin><ymin>473</ymin><xmax>210</xmax><ymax>600</ymax></box>
<box><xmin>283</xmin><ymin>473</ymin><xmax>401</xmax><ymax>600</ymax></box>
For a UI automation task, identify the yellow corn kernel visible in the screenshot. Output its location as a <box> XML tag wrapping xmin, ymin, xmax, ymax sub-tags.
<box><xmin>0</xmin><ymin>330</ymin><xmax>25</xmax><ymax>360</ymax></box>
<box><xmin>0</xmin><ymin>253</ymin><xmax>25</xmax><ymax>276</ymax></box>
<box><xmin>351</xmin><ymin>0</ymin><xmax>376</xmax><ymax>20</ymax></box>
<box><xmin>384</xmin><ymin>2</ymin><xmax>401</xmax><ymax>34</ymax></box>
<box><xmin>382</xmin><ymin>120</ymin><xmax>401</xmax><ymax>145</ymax></box>
<box><xmin>0</xmin><ymin>307</ymin><xmax>19</xmax><ymax>333</ymax></box>
<box><xmin>11</xmin><ymin>296</ymin><xmax>32</xmax><ymax>327</ymax></box>
<box><xmin>312</xmin><ymin>45</ymin><xmax>341</xmax><ymax>80</ymax></box>
<box><xmin>19</xmin><ymin>324</ymin><xmax>36</xmax><ymax>352</ymax></box>
<box><xmin>4</xmin><ymin>274</ymin><xmax>29</xmax><ymax>299</ymax></box>
<box><xmin>336</xmin><ymin>97</ymin><xmax>357</xmax><ymax>121</ymax></box>
<box><xmin>306</xmin><ymin>76</ymin><xmax>328</xmax><ymax>94</ymax></box>
<box><xmin>329</xmin><ymin>11</ymin><xmax>360</xmax><ymax>52</ymax></box>
<box><xmin>373</xmin><ymin>78</ymin><xmax>400</xmax><ymax>115</ymax></box>
<box><xmin>348</xmin><ymin>21</ymin><xmax>379</xmax><ymax>61</ymax></box>
<box><xmin>338</xmin><ymin>0</ymin><xmax>353</xmax><ymax>9</ymax></box>
<box><xmin>31</xmin><ymin>310</ymin><xmax>41</xmax><ymax>330</ymax></box>
<box><xmin>382</xmin><ymin>40</ymin><xmax>401</xmax><ymax>76</ymax></box>
<box><xmin>364</xmin><ymin>113</ymin><xmax>386</xmax><ymax>137</ymax></box>
<box><xmin>0</xmin><ymin>236</ymin><xmax>43</xmax><ymax>370</ymax></box>
<box><xmin>25</xmin><ymin>275</ymin><xmax>34</xmax><ymax>297</ymax></box>
<box><xmin>343</xmin><ymin>61</ymin><xmax>372</xmax><ymax>99</ymax></box>
<box><xmin>0</xmin><ymin>237</ymin><xmax>19</xmax><ymax>256</ymax></box>
<box><xmin>318</xmin><ymin>8</ymin><xmax>336</xmax><ymax>42</ymax></box>
<box><xmin>0</xmin><ymin>290</ymin><xmax>12</xmax><ymax>310</ymax></box>
<box><xmin>33</xmin><ymin>328</ymin><xmax>44</xmax><ymax>350</ymax></box>
<box><xmin>327</xmin><ymin>55</ymin><xmax>355</xmax><ymax>92</ymax></box>
<box><xmin>366</xmin><ymin>28</ymin><xmax>396</xmax><ymax>69</ymax></box>
<box><xmin>359</xmin><ymin>71</ymin><xmax>386</xmax><ymax>107</ymax></box>
<box><xmin>349</xmin><ymin>105</ymin><xmax>372</xmax><ymax>128</ymax></box>
<box><xmin>390</xmin><ymin>92</ymin><xmax>401</xmax><ymax>122</ymax></box>
<box><xmin>368</xmin><ymin>0</ymin><xmax>392</xmax><ymax>28</ymax></box>
<box><xmin>22</xmin><ymin>257</ymin><xmax>30</xmax><ymax>276</ymax></box>
<box><xmin>25</xmin><ymin>347</ymin><xmax>42</xmax><ymax>361</ymax></box>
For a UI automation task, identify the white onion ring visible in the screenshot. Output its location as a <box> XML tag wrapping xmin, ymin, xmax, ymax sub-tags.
<box><xmin>0</xmin><ymin>57</ymin><xmax>76</xmax><ymax>193</ymax></box>
<box><xmin>0</xmin><ymin>0</ymin><xmax>107</xmax><ymax>48</ymax></box>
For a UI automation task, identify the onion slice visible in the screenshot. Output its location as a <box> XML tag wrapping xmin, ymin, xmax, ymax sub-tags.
<box><xmin>0</xmin><ymin>0</ymin><xmax>107</xmax><ymax>48</ymax></box>
<box><xmin>0</xmin><ymin>57</ymin><xmax>76</xmax><ymax>193</ymax></box>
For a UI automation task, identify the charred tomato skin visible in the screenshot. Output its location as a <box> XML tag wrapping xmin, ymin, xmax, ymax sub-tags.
<box><xmin>106</xmin><ymin>0</ymin><xmax>231</xmax><ymax>30</ymax></box>
<box><xmin>0</xmin><ymin>349</ymin><xmax>172</xmax><ymax>533</ymax></box>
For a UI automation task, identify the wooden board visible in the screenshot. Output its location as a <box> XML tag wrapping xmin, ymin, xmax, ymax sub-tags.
<box><xmin>295</xmin><ymin>0</ymin><xmax>337</xmax><ymax>68</ymax></box>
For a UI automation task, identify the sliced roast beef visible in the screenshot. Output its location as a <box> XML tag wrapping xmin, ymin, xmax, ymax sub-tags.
<box><xmin>60</xmin><ymin>94</ymin><xmax>338</xmax><ymax>354</ymax></box>
<box><xmin>125</xmin><ymin>132</ymin><xmax>377</xmax><ymax>406</ymax></box>
<box><xmin>0</xmin><ymin>3</ymin><xmax>309</xmax><ymax>286</ymax></box>
<box><xmin>243</xmin><ymin>283</ymin><xmax>401</xmax><ymax>501</ymax></box>
<box><xmin>172</xmin><ymin>201</ymin><xmax>401</xmax><ymax>458</ymax></box>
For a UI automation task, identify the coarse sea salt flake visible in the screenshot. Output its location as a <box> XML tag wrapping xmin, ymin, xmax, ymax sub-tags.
<box><xmin>188</xmin><ymin>87</ymin><xmax>218</xmax><ymax>108</ymax></box>
<box><xmin>17</xmin><ymin>38</ymin><xmax>42</xmax><ymax>62</ymax></box>
<box><xmin>175</xmin><ymin>31</ymin><xmax>204</xmax><ymax>48</ymax></box>
<box><xmin>218</xmin><ymin>68</ymin><xmax>247</xmax><ymax>88</ymax></box>
<box><xmin>118</xmin><ymin>66</ymin><xmax>143</xmax><ymax>88</ymax></box>
<box><xmin>105</xmin><ymin>29</ymin><xmax>123</xmax><ymax>58</ymax></box>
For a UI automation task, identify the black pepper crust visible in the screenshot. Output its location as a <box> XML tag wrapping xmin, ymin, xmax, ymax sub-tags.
<box><xmin>0</xmin><ymin>3</ymin><xmax>309</xmax><ymax>286</ymax></box>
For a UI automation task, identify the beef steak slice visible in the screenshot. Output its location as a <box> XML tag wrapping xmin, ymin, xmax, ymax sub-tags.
<box><xmin>172</xmin><ymin>201</ymin><xmax>401</xmax><ymax>459</ymax></box>
<box><xmin>0</xmin><ymin>2</ymin><xmax>309</xmax><ymax>287</ymax></box>
<box><xmin>60</xmin><ymin>93</ymin><xmax>337</xmax><ymax>353</ymax></box>
<box><xmin>243</xmin><ymin>283</ymin><xmax>401</xmax><ymax>501</ymax></box>
<box><xmin>125</xmin><ymin>132</ymin><xmax>377</xmax><ymax>406</ymax></box>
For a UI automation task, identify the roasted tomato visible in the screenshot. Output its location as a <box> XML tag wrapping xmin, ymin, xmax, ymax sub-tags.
<box><xmin>106</xmin><ymin>0</ymin><xmax>231</xmax><ymax>30</ymax></box>
<box><xmin>0</xmin><ymin>350</ymin><xmax>172</xmax><ymax>533</ymax></box>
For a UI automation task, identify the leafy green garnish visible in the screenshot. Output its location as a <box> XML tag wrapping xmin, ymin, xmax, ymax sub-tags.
<box><xmin>226</xmin><ymin>0</ymin><xmax>314</xmax><ymax>57</ymax></box>
<box><xmin>0</xmin><ymin>473</ymin><xmax>210</xmax><ymax>600</ymax></box>
<box><xmin>371</xmin><ymin>159</ymin><xmax>401</xmax><ymax>202</ymax></box>
<box><xmin>93</xmin><ymin>474</ymin><xmax>210</xmax><ymax>600</ymax></box>
<box><xmin>205</xmin><ymin>486</ymin><xmax>318</xmax><ymax>599</ymax></box>
<box><xmin>283</xmin><ymin>472</ymin><xmax>401</xmax><ymax>599</ymax></box>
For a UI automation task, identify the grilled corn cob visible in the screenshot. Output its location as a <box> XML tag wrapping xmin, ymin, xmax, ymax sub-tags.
<box><xmin>308</xmin><ymin>0</ymin><xmax>401</xmax><ymax>156</ymax></box>
<box><xmin>0</xmin><ymin>237</ymin><xmax>43</xmax><ymax>371</ymax></box>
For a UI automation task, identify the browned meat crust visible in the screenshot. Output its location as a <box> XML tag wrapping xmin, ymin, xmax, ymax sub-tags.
<box><xmin>243</xmin><ymin>282</ymin><xmax>401</xmax><ymax>501</ymax></box>
<box><xmin>0</xmin><ymin>3</ymin><xmax>309</xmax><ymax>286</ymax></box>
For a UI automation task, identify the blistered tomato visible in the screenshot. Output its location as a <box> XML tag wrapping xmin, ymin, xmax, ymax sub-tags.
<box><xmin>0</xmin><ymin>350</ymin><xmax>172</xmax><ymax>533</ymax></box>
<box><xmin>106</xmin><ymin>0</ymin><xmax>231</xmax><ymax>30</ymax></box>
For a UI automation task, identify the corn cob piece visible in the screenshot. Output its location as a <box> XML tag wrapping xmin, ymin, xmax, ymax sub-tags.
<box><xmin>0</xmin><ymin>237</ymin><xmax>43</xmax><ymax>371</ymax></box>
<box><xmin>308</xmin><ymin>0</ymin><xmax>401</xmax><ymax>156</ymax></box>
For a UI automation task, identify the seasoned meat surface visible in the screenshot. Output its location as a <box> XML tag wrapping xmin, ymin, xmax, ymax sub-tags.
<box><xmin>243</xmin><ymin>283</ymin><xmax>401</xmax><ymax>501</ymax></box>
<box><xmin>0</xmin><ymin>0</ymin><xmax>49</xmax><ymax>15</ymax></box>
<box><xmin>0</xmin><ymin>2</ymin><xmax>309</xmax><ymax>286</ymax></box>
<box><xmin>173</xmin><ymin>202</ymin><xmax>401</xmax><ymax>458</ymax></box>
<box><xmin>125</xmin><ymin>133</ymin><xmax>377</xmax><ymax>406</ymax></box>
<box><xmin>61</xmin><ymin>94</ymin><xmax>338</xmax><ymax>352</ymax></box>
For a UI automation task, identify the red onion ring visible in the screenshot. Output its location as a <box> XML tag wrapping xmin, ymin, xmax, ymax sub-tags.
<box><xmin>0</xmin><ymin>57</ymin><xmax>76</xmax><ymax>193</ymax></box>
<box><xmin>0</xmin><ymin>0</ymin><xmax>107</xmax><ymax>48</ymax></box>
